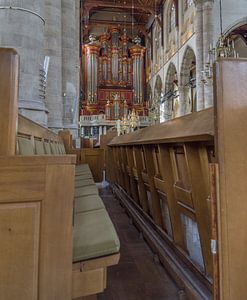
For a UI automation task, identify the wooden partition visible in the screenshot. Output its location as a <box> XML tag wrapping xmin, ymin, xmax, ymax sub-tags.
<box><xmin>108</xmin><ymin>108</ymin><xmax>214</xmax><ymax>299</ymax></box>
<box><xmin>0</xmin><ymin>49</ymin><xmax>76</xmax><ymax>300</ymax></box>
<box><xmin>18</xmin><ymin>114</ymin><xmax>62</xmax><ymax>143</ymax></box>
<box><xmin>0</xmin><ymin>48</ymin><xmax>19</xmax><ymax>155</ymax></box>
<box><xmin>214</xmin><ymin>59</ymin><xmax>247</xmax><ymax>300</ymax></box>
<box><xmin>59</xmin><ymin>130</ymin><xmax>104</xmax><ymax>182</ymax></box>
<box><xmin>107</xmin><ymin>58</ymin><xmax>247</xmax><ymax>300</ymax></box>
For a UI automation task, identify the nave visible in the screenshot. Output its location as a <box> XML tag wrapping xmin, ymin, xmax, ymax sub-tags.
<box><xmin>1</xmin><ymin>49</ymin><xmax>247</xmax><ymax>300</ymax></box>
<box><xmin>1</xmin><ymin>0</ymin><xmax>247</xmax><ymax>298</ymax></box>
<box><xmin>98</xmin><ymin>187</ymin><xmax>180</xmax><ymax>300</ymax></box>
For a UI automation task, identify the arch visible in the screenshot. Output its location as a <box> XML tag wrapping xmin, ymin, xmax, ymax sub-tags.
<box><xmin>165</xmin><ymin>62</ymin><xmax>177</xmax><ymax>93</ymax></box>
<box><xmin>223</xmin><ymin>17</ymin><xmax>247</xmax><ymax>37</ymax></box>
<box><xmin>180</xmin><ymin>46</ymin><xmax>196</xmax><ymax>114</ymax></box>
<box><xmin>164</xmin><ymin>0</ymin><xmax>178</xmax><ymax>51</ymax></box>
<box><xmin>162</xmin><ymin>63</ymin><xmax>178</xmax><ymax>121</ymax></box>
<box><xmin>223</xmin><ymin>20</ymin><xmax>247</xmax><ymax>58</ymax></box>
<box><xmin>154</xmin><ymin>23</ymin><xmax>162</xmax><ymax>69</ymax></box>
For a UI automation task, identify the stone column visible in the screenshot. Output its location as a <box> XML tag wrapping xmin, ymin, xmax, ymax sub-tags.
<box><xmin>103</xmin><ymin>126</ymin><xmax>107</xmax><ymax>135</ymax></box>
<box><xmin>194</xmin><ymin>0</ymin><xmax>205</xmax><ymax>110</ymax></box>
<box><xmin>44</xmin><ymin>0</ymin><xmax>63</xmax><ymax>130</ymax></box>
<box><xmin>98</xmin><ymin>126</ymin><xmax>102</xmax><ymax>144</ymax></box>
<box><xmin>0</xmin><ymin>1</ymin><xmax>48</xmax><ymax>125</ymax></box>
<box><xmin>61</xmin><ymin>0</ymin><xmax>80</xmax><ymax>137</ymax></box>
<box><xmin>99</xmin><ymin>126</ymin><xmax>103</xmax><ymax>136</ymax></box>
<box><xmin>75</xmin><ymin>0</ymin><xmax>80</xmax><ymax>136</ymax></box>
<box><xmin>178</xmin><ymin>85</ymin><xmax>188</xmax><ymax>116</ymax></box>
<box><xmin>203</xmin><ymin>0</ymin><xmax>214</xmax><ymax>108</ymax></box>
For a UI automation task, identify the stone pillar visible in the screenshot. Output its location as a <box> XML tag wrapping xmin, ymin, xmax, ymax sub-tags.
<box><xmin>194</xmin><ymin>0</ymin><xmax>205</xmax><ymax>110</ymax></box>
<box><xmin>61</xmin><ymin>0</ymin><xmax>80</xmax><ymax>136</ymax></box>
<box><xmin>75</xmin><ymin>0</ymin><xmax>80</xmax><ymax>135</ymax></box>
<box><xmin>44</xmin><ymin>0</ymin><xmax>63</xmax><ymax>130</ymax></box>
<box><xmin>81</xmin><ymin>126</ymin><xmax>84</xmax><ymax>136</ymax></box>
<box><xmin>103</xmin><ymin>126</ymin><xmax>107</xmax><ymax>135</ymax></box>
<box><xmin>0</xmin><ymin>1</ymin><xmax>48</xmax><ymax>125</ymax></box>
<box><xmin>203</xmin><ymin>0</ymin><xmax>214</xmax><ymax>108</ymax></box>
<box><xmin>99</xmin><ymin>126</ymin><xmax>103</xmax><ymax>136</ymax></box>
<box><xmin>178</xmin><ymin>85</ymin><xmax>188</xmax><ymax>116</ymax></box>
<box><xmin>98</xmin><ymin>126</ymin><xmax>102</xmax><ymax>144</ymax></box>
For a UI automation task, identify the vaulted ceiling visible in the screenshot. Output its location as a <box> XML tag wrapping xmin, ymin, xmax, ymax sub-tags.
<box><xmin>81</xmin><ymin>0</ymin><xmax>164</xmax><ymax>41</ymax></box>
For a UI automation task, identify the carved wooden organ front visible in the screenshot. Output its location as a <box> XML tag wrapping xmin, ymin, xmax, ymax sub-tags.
<box><xmin>82</xmin><ymin>27</ymin><xmax>147</xmax><ymax>120</ymax></box>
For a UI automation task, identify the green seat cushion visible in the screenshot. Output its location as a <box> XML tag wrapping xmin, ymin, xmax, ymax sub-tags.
<box><xmin>35</xmin><ymin>140</ymin><xmax>45</xmax><ymax>155</ymax></box>
<box><xmin>75</xmin><ymin>179</ymin><xmax>95</xmax><ymax>188</ymax></box>
<box><xmin>74</xmin><ymin>185</ymin><xmax>99</xmax><ymax>198</ymax></box>
<box><xmin>74</xmin><ymin>195</ymin><xmax>105</xmax><ymax>214</ymax></box>
<box><xmin>73</xmin><ymin>209</ymin><xmax>120</xmax><ymax>262</ymax></box>
<box><xmin>18</xmin><ymin>137</ymin><xmax>34</xmax><ymax>155</ymax></box>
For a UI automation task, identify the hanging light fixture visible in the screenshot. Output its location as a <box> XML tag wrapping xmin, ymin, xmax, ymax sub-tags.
<box><xmin>131</xmin><ymin>0</ymin><xmax>134</xmax><ymax>40</ymax></box>
<box><xmin>202</xmin><ymin>0</ymin><xmax>239</xmax><ymax>84</ymax></box>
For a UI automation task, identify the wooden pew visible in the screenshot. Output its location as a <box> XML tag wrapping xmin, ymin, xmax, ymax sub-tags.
<box><xmin>108</xmin><ymin>108</ymin><xmax>214</xmax><ymax>299</ymax></box>
<box><xmin>107</xmin><ymin>58</ymin><xmax>247</xmax><ymax>300</ymax></box>
<box><xmin>0</xmin><ymin>48</ymin><xmax>75</xmax><ymax>300</ymax></box>
<box><xmin>0</xmin><ymin>48</ymin><xmax>120</xmax><ymax>300</ymax></box>
<box><xmin>59</xmin><ymin>130</ymin><xmax>104</xmax><ymax>182</ymax></box>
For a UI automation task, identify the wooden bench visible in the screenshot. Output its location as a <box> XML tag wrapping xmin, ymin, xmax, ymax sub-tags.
<box><xmin>0</xmin><ymin>48</ymin><xmax>120</xmax><ymax>300</ymax></box>
<box><xmin>107</xmin><ymin>58</ymin><xmax>247</xmax><ymax>300</ymax></box>
<box><xmin>59</xmin><ymin>130</ymin><xmax>105</xmax><ymax>182</ymax></box>
<box><xmin>108</xmin><ymin>108</ymin><xmax>214</xmax><ymax>299</ymax></box>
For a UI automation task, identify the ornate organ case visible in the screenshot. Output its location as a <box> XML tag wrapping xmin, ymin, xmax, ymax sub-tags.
<box><xmin>82</xmin><ymin>27</ymin><xmax>147</xmax><ymax>119</ymax></box>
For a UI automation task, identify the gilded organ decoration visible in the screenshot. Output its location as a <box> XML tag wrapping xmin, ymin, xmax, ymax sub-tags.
<box><xmin>82</xmin><ymin>26</ymin><xmax>147</xmax><ymax>119</ymax></box>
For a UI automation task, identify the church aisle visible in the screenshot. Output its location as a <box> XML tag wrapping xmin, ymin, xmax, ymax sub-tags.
<box><xmin>98</xmin><ymin>187</ymin><xmax>180</xmax><ymax>300</ymax></box>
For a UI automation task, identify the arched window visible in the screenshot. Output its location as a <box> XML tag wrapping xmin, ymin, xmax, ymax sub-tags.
<box><xmin>154</xmin><ymin>25</ymin><xmax>161</xmax><ymax>69</ymax></box>
<box><xmin>169</xmin><ymin>2</ymin><xmax>176</xmax><ymax>32</ymax></box>
<box><xmin>184</xmin><ymin>0</ymin><xmax>193</xmax><ymax>10</ymax></box>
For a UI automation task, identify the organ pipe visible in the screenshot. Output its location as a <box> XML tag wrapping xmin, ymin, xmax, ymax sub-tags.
<box><xmin>130</xmin><ymin>43</ymin><xmax>146</xmax><ymax>104</ymax></box>
<box><xmin>84</xmin><ymin>42</ymin><xmax>100</xmax><ymax>106</ymax></box>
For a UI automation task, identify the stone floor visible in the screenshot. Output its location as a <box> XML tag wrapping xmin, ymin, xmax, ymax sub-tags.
<box><xmin>98</xmin><ymin>187</ymin><xmax>180</xmax><ymax>300</ymax></box>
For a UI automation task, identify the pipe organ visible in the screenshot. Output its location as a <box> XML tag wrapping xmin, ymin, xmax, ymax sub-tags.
<box><xmin>82</xmin><ymin>27</ymin><xmax>147</xmax><ymax>120</ymax></box>
<box><xmin>130</xmin><ymin>37</ymin><xmax>146</xmax><ymax>106</ymax></box>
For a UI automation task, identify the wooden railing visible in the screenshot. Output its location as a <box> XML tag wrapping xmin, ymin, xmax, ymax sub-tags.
<box><xmin>107</xmin><ymin>58</ymin><xmax>247</xmax><ymax>300</ymax></box>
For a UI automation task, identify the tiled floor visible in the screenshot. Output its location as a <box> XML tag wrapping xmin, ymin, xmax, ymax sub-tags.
<box><xmin>98</xmin><ymin>187</ymin><xmax>179</xmax><ymax>300</ymax></box>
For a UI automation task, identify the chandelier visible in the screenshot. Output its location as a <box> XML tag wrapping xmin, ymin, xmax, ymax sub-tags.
<box><xmin>116</xmin><ymin>108</ymin><xmax>140</xmax><ymax>136</ymax></box>
<box><xmin>201</xmin><ymin>0</ymin><xmax>239</xmax><ymax>84</ymax></box>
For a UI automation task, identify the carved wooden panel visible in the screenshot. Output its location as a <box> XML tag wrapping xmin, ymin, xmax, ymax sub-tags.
<box><xmin>0</xmin><ymin>202</ymin><xmax>40</xmax><ymax>300</ymax></box>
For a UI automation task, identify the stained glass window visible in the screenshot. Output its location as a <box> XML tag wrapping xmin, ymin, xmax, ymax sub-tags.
<box><xmin>169</xmin><ymin>2</ymin><xmax>176</xmax><ymax>32</ymax></box>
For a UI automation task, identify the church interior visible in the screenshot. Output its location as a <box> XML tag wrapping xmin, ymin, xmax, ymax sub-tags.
<box><xmin>0</xmin><ymin>0</ymin><xmax>247</xmax><ymax>299</ymax></box>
